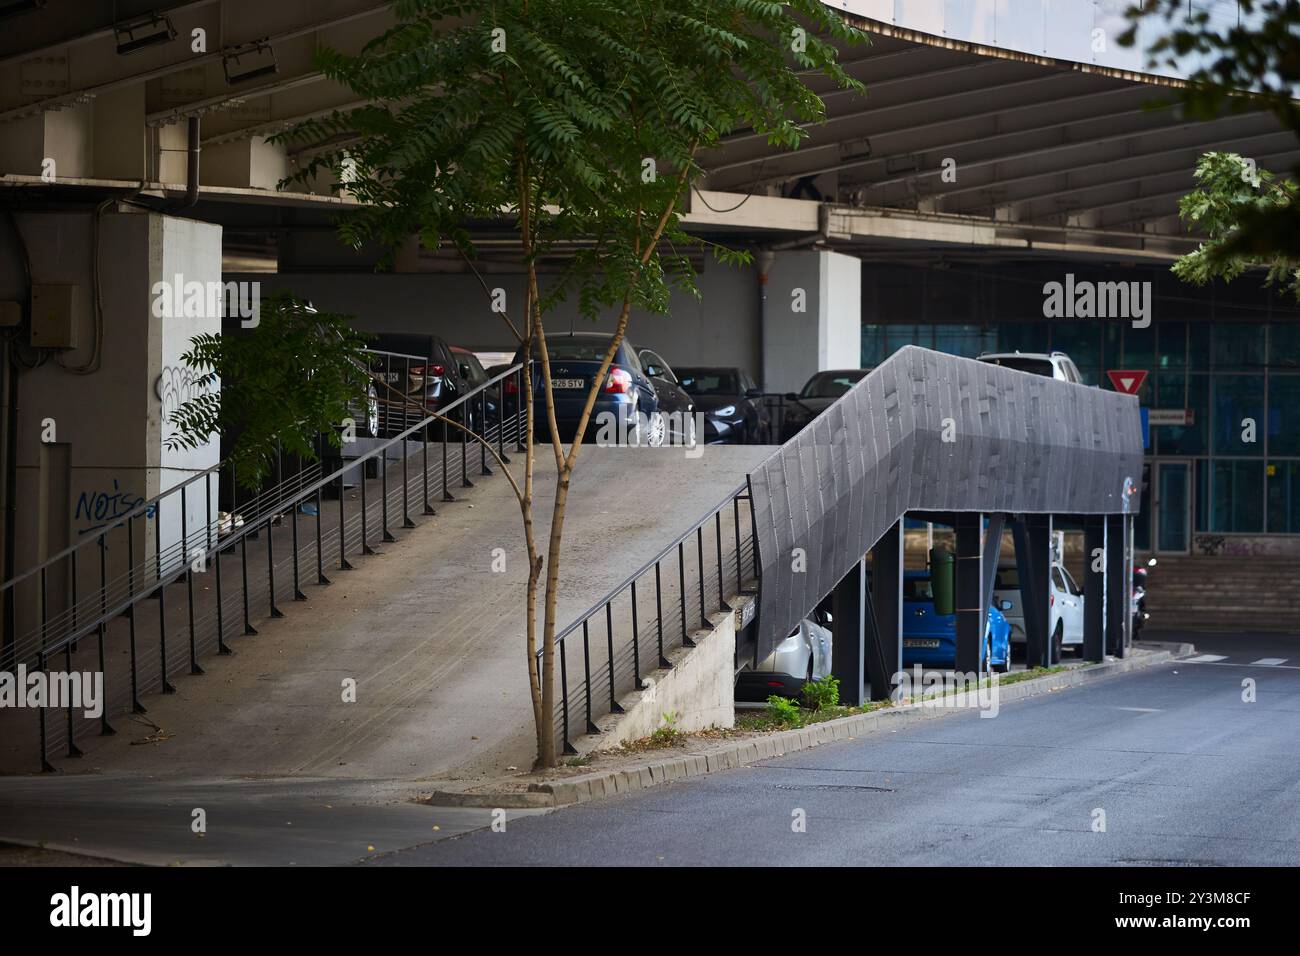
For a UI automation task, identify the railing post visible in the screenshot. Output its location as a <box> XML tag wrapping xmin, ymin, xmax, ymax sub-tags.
<box><xmin>678</xmin><ymin>541</ymin><xmax>693</xmax><ymax>648</ymax></box>
<box><xmin>127</xmin><ymin>517</ymin><xmax>145</xmax><ymax>713</ymax></box>
<box><xmin>96</xmin><ymin>533</ymin><xmax>116</xmax><ymax>735</ymax></box>
<box><xmin>460</xmin><ymin>402</ymin><xmax>473</xmax><ymax>489</ymax></box>
<box><xmin>183</xmin><ymin>485</ymin><xmax>203</xmax><ymax>676</ymax></box>
<box><xmin>696</xmin><ymin>526</ymin><xmax>707</xmax><ymax>628</ymax></box>
<box><xmin>337</xmin><ymin>472</ymin><xmax>354</xmax><ymax>571</ymax></box>
<box><xmin>401</xmin><ymin>431</ymin><xmax>415</xmax><ymax>529</ymax></box>
<box><xmin>156</xmin><ymin>497</ymin><xmax>176</xmax><ymax>694</ymax></box>
<box><xmin>266</xmin><ymin>513</ymin><xmax>284</xmax><ymax>619</ymax></box>
<box><xmin>479</xmin><ymin>391</ymin><xmax>492</xmax><ymax>476</ymax></box>
<box><xmin>441</xmin><ymin>415</ymin><xmax>454</xmax><ymax>502</ymax></box>
<box><xmin>582</xmin><ymin>620</ymin><xmax>598</xmax><ymax>734</ymax></box>
<box><xmin>360</xmin><ymin>459</ymin><xmax>375</xmax><ymax>555</ymax></box>
<box><xmin>514</xmin><ymin>364</ymin><xmax>527</xmax><ymax>453</ymax></box>
<box><xmin>630</xmin><ymin>580</ymin><xmax>641</xmax><ymax>688</ymax></box>
<box><xmin>422</xmin><ymin>424</ymin><xmax>436</xmax><ymax>516</ymax></box>
<box><xmin>559</xmin><ymin>639</ymin><xmax>576</xmax><ymax>755</ymax></box>
<box><xmin>605</xmin><ymin>602</ymin><xmax>623</xmax><ymax>714</ymax></box>
<box><xmin>380</xmin><ymin>451</ymin><xmax>396</xmax><ymax>544</ymax></box>
<box><xmin>655</xmin><ymin>561</ymin><xmax>670</xmax><ymax>669</ymax></box>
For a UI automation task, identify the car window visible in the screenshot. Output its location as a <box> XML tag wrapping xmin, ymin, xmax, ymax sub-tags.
<box><xmin>640</xmin><ymin>350</ymin><xmax>677</xmax><ymax>384</ymax></box>
<box><xmin>678</xmin><ymin>370</ymin><xmax>738</xmax><ymax>395</ymax></box>
<box><xmin>1062</xmin><ymin>567</ymin><xmax>1081</xmax><ymax>595</ymax></box>
<box><xmin>983</xmin><ymin>356</ymin><xmax>1055</xmax><ymax>377</ymax></box>
<box><xmin>800</xmin><ymin>371</ymin><xmax>865</xmax><ymax>399</ymax></box>
<box><xmin>903</xmin><ymin>577</ymin><xmax>934</xmax><ymax>601</ymax></box>
<box><xmin>1052</xmin><ymin>568</ymin><xmax>1066</xmax><ymax>591</ymax></box>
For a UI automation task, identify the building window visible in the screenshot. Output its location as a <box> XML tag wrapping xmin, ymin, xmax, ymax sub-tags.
<box><xmin>1268</xmin><ymin>374</ymin><xmax>1300</xmax><ymax>456</ymax></box>
<box><xmin>1212</xmin><ymin>460</ymin><xmax>1264</xmax><ymax>533</ymax></box>
<box><xmin>1212</xmin><ymin>375</ymin><xmax>1265</xmax><ymax>456</ymax></box>
<box><xmin>1267</xmin><ymin>461</ymin><xmax>1300</xmax><ymax>533</ymax></box>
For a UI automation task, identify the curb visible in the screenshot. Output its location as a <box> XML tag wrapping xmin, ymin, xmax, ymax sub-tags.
<box><xmin>425</xmin><ymin>643</ymin><xmax>1193</xmax><ymax>810</ymax></box>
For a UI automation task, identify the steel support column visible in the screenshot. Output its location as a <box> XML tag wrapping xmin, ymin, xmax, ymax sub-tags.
<box><xmin>1012</xmin><ymin>514</ymin><xmax>1052</xmax><ymax>668</ymax></box>
<box><xmin>1082</xmin><ymin>515</ymin><xmax>1106</xmax><ymax>661</ymax></box>
<box><xmin>982</xmin><ymin>512</ymin><xmax>1006</xmax><ymax>639</ymax></box>
<box><xmin>954</xmin><ymin>512</ymin><xmax>983</xmax><ymax>674</ymax></box>
<box><xmin>831</xmin><ymin>558</ymin><xmax>866</xmax><ymax>707</ymax></box>
<box><xmin>1105</xmin><ymin>513</ymin><xmax>1129</xmax><ymax>658</ymax></box>
<box><xmin>868</xmin><ymin>520</ymin><xmax>903</xmax><ymax>700</ymax></box>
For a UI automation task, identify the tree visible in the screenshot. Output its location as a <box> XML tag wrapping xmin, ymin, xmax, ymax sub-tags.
<box><xmin>278</xmin><ymin>0</ymin><xmax>865</xmax><ymax>767</ymax></box>
<box><xmin>166</xmin><ymin>292</ymin><xmax>374</xmax><ymax>488</ymax></box>
<box><xmin>1121</xmin><ymin>1</ymin><xmax>1300</xmax><ymax>290</ymax></box>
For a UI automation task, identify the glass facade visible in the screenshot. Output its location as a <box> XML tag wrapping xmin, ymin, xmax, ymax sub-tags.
<box><xmin>861</xmin><ymin>262</ymin><xmax>1300</xmax><ymax>543</ymax></box>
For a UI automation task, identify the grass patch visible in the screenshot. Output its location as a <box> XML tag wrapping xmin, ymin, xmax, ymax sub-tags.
<box><xmin>736</xmin><ymin>697</ymin><xmax>894</xmax><ymax>732</ymax></box>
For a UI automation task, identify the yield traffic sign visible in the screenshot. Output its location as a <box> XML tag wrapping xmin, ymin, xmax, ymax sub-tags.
<box><xmin>1107</xmin><ymin>369</ymin><xmax>1147</xmax><ymax>395</ymax></box>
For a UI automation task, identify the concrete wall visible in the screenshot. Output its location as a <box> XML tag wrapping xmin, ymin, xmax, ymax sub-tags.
<box><xmin>1</xmin><ymin>208</ymin><xmax>220</xmax><ymax>632</ymax></box>
<box><xmin>229</xmin><ymin>256</ymin><xmax>764</xmax><ymax>381</ymax></box>
<box><xmin>588</xmin><ymin>604</ymin><xmax>737</xmax><ymax>751</ymax></box>
<box><xmin>761</xmin><ymin>249</ymin><xmax>863</xmax><ymax>394</ymax></box>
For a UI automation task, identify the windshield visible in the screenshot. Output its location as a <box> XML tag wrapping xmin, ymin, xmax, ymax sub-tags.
<box><xmin>983</xmin><ymin>356</ymin><xmax>1054</xmax><ymax>377</ymax></box>
<box><xmin>800</xmin><ymin>371</ymin><xmax>864</xmax><ymax>399</ymax></box>
<box><xmin>903</xmin><ymin>577</ymin><xmax>935</xmax><ymax>601</ymax></box>
<box><xmin>995</xmin><ymin>567</ymin><xmax>1020</xmax><ymax>589</ymax></box>
<box><xmin>543</xmin><ymin>339</ymin><xmax>626</xmax><ymax>363</ymax></box>
<box><xmin>677</xmin><ymin>370</ymin><xmax>737</xmax><ymax>396</ymax></box>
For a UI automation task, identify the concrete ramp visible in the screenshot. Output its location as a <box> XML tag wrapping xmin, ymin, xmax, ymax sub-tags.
<box><xmin>48</xmin><ymin>445</ymin><xmax>772</xmax><ymax>783</ymax></box>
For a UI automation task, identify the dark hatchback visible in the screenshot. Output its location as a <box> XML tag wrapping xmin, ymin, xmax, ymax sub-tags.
<box><xmin>512</xmin><ymin>333</ymin><xmax>693</xmax><ymax>445</ymax></box>
<box><xmin>366</xmin><ymin>332</ymin><xmax>475</xmax><ymax>435</ymax></box>
<box><xmin>675</xmin><ymin>366</ymin><xmax>772</xmax><ymax>444</ymax></box>
<box><xmin>781</xmin><ymin>368</ymin><xmax>868</xmax><ymax>441</ymax></box>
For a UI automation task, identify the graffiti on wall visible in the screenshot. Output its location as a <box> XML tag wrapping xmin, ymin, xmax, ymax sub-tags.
<box><xmin>75</xmin><ymin>479</ymin><xmax>155</xmax><ymax>536</ymax></box>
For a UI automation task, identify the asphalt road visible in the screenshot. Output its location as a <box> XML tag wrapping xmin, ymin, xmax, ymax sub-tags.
<box><xmin>371</xmin><ymin>633</ymin><xmax>1300</xmax><ymax>866</ymax></box>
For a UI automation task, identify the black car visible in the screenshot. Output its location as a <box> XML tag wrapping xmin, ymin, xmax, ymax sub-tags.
<box><xmin>366</xmin><ymin>332</ymin><xmax>474</xmax><ymax>436</ymax></box>
<box><xmin>511</xmin><ymin>333</ymin><xmax>694</xmax><ymax>445</ymax></box>
<box><xmin>675</xmin><ymin>366</ymin><xmax>771</xmax><ymax>444</ymax></box>
<box><xmin>781</xmin><ymin>368</ymin><xmax>868</xmax><ymax>441</ymax></box>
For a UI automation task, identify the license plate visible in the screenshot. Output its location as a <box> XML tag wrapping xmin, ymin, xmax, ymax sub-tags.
<box><xmin>904</xmin><ymin>639</ymin><xmax>941</xmax><ymax>649</ymax></box>
<box><xmin>551</xmin><ymin>378</ymin><xmax>584</xmax><ymax>389</ymax></box>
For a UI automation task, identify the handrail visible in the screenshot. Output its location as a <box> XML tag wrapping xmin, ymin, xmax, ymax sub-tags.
<box><xmin>550</xmin><ymin>480</ymin><xmax>748</xmax><ymax>645</ymax></box>
<box><xmin>2</xmin><ymin>361</ymin><xmax>526</xmax><ymax>663</ymax></box>
<box><xmin>0</xmin><ymin>356</ymin><xmax>522</xmax><ymax>596</ymax></box>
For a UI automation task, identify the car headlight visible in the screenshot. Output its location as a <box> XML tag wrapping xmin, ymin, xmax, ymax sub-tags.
<box><xmin>713</xmin><ymin>405</ymin><xmax>736</xmax><ymax>418</ymax></box>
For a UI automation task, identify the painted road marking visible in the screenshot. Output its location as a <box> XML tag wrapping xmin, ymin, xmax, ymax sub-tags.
<box><xmin>1250</xmin><ymin>658</ymin><xmax>1289</xmax><ymax>666</ymax></box>
<box><xmin>1182</xmin><ymin>659</ymin><xmax>1300</xmax><ymax>670</ymax></box>
<box><xmin>1184</xmin><ymin>654</ymin><xmax>1227</xmax><ymax>663</ymax></box>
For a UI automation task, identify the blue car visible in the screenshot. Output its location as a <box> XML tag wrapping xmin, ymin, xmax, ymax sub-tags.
<box><xmin>512</xmin><ymin>333</ymin><xmax>693</xmax><ymax>446</ymax></box>
<box><xmin>901</xmin><ymin>571</ymin><xmax>1011</xmax><ymax>673</ymax></box>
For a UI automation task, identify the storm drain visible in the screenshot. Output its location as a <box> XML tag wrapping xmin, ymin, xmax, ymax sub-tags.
<box><xmin>770</xmin><ymin>783</ymin><xmax>894</xmax><ymax>793</ymax></box>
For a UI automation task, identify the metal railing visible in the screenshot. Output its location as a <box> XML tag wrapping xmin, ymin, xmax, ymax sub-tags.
<box><xmin>540</xmin><ymin>480</ymin><xmax>760</xmax><ymax>755</ymax></box>
<box><xmin>0</xmin><ymin>359</ymin><xmax>531</xmax><ymax>772</ymax></box>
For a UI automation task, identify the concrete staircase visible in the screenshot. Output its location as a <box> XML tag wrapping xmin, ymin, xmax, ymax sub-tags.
<box><xmin>1141</xmin><ymin>555</ymin><xmax>1300</xmax><ymax>633</ymax></box>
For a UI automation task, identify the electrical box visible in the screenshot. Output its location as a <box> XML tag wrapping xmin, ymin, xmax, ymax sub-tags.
<box><xmin>30</xmin><ymin>284</ymin><xmax>77</xmax><ymax>349</ymax></box>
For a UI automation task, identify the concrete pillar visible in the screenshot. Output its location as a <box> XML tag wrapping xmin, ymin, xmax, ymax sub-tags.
<box><xmin>869</xmin><ymin>520</ymin><xmax>903</xmax><ymax>700</ymax></box>
<box><xmin>954</xmin><ymin>512</ymin><xmax>983</xmax><ymax>673</ymax></box>
<box><xmin>759</xmin><ymin>248</ymin><xmax>861</xmax><ymax>394</ymax></box>
<box><xmin>2</xmin><ymin>207</ymin><xmax>221</xmax><ymax>638</ymax></box>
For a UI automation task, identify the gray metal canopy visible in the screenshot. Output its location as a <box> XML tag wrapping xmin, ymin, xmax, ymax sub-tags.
<box><xmin>747</xmin><ymin>346</ymin><xmax>1144</xmax><ymax>659</ymax></box>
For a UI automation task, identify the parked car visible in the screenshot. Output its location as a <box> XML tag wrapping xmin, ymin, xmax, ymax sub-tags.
<box><xmin>902</xmin><ymin>571</ymin><xmax>1011</xmax><ymax>673</ymax></box>
<box><xmin>977</xmin><ymin>350</ymin><xmax>1085</xmax><ymax>385</ymax></box>
<box><xmin>992</xmin><ymin>547</ymin><xmax>1085</xmax><ymax>660</ymax></box>
<box><xmin>735</xmin><ymin>609</ymin><xmax>833</xmax><ymax>701</ymax></box>
<box><xmin>366</xmin><ymin>332</ymin><xmax>474</xmax><ymax>436</ymax></box>
<box><xmin>511</xmin><ymin>333</ymin><xmax>693</xmax><ymax>446</ymax></box>
<box><xmin>674</xmin><ymin>366</ymin><xmax>772</xmax><ymax>444</ymax></box>
<box><xmin>451</xmin><ymin>345</ymin><xmax>501</xmax><ymax>426</ymax></box>
<box><xmin>781</xmin><ymin>368</ymin><xmax>868</xmax><ymax>440</ymax></box>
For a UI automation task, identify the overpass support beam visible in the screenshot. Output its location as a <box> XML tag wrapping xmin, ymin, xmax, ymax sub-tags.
<box><xmin>831</xmin><ymin>559</ymin><xmax>867</xmax><ymax>707</ymax></box>
<box><xmin>868</xmin><ymin>520</ymin><xmax>904</xmax><ymax>701</ymax></box>
<box><xmin>1105</xmin><ymin>513</ymin><xmax>1130</xmax><ymax>659</ymax></box>
<box><xmin>1012</xmin><ymin>514</ymin><xmax>1053</xmax><ymax>668</ymax></box>
<box><xmin>954</xmin><ymin>513</ymin><xmax>984</xmax><ymax>674</ymax></box>
<box><xmin>1082</xmin><ymin>516</ymin><xmax>1106</xmax><ymax>661</ymax></box>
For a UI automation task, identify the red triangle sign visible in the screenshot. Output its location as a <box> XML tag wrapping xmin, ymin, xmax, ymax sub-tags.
<box><xmin>1107</xmin><ymin>369</ymin><xmax>1147</xmax><ymax>395</ymax></box>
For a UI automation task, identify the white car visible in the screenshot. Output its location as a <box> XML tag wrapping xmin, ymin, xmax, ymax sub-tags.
<box><xmin>992</xmin><ymin>560</ymin><xmax>1085</xmax><ymax>659</ymax></box>
<box><xmin>977</xmin><ymin>350</ymin><xmax>1086</xmax><ymax>385</ymax></box>
<box><xmin>735</xmin><ymin>610</ymin><xmax>833</xmax><ymax>701</ymax></box>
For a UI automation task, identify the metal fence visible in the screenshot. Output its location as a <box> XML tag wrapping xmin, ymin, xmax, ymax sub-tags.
<box><xmin>0</xmin><ymin>359</ymin><xmax>530</xmax><ymax>772</ymax></box>
<box><xmin>542</xmin><ymin>482</ymin><xmax>759</xmax><ymax>755</ymax></box>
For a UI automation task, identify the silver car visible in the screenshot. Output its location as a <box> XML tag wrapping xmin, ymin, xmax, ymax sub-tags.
<box><xmin>735</xmin><ymin>610</ymin><xmax>833</xmax><ymax>701</ymax></box>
